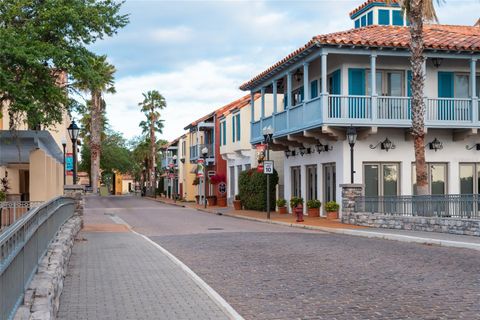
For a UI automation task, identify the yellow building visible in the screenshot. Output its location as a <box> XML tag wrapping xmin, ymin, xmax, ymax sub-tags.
<box><xmin>0</xmin><ymin>104</ymin><xmax>74</xmax><ymax>202</ymax></box>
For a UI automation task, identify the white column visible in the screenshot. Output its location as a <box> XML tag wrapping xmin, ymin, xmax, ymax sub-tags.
<box><xmin>370</xmin><ymin>52</ymin><xmax>378</xmax><ymax>121</ymax></box>
<box><xmin>272</xmin><ymin>80</ymin><xmax>277</xmax><ymax>131</ymax></box>
<box><xmin>250</xmin><ymin>91</ymin><xmax>255</xmax><ymax>122</ymax></box>
<box><xmin>321</xmin><ymin>53</ymin><xmax>328</xmax><ymax>121</ymax></box>
<box><xmin>261</xmin><ymin>87</ymin><xmax>266</xmax><ymax>118</ymax></box>
<box><xmin>287</xmin><ymin>71</ymin><xmax>293</xmax><ymax>129</ymax></box>
<box><xmin>300</xmin><ymin>164</ymin><xmax>307</xmax><ymax>214</ymax></box>
<box><xmin>471</xmin><ymin>58</ymin><xmax>478</xmax><ymax>123</ymax></box>
<box><xmin>303</xmin><ymin>62</ymin><xmax>310</xmax><ymax>101</ymax></box>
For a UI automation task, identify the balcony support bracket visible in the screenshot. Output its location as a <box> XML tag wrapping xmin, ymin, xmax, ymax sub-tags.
<box><xmin>453</xmin><ymin>128</ymin><xmax>478</xmax><ymax>142</ymax></box>
<box><xmin>287</xmin><ymin>134</ymin><xmax>317</xmax><ymax>146</ymax></box>
<box><xmin>357</xmin><ymin>127</ymin><xmax>378</xmax><ymax>140</ymax></box>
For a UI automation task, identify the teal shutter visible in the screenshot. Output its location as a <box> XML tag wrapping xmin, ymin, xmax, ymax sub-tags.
<box><xmin>219</xmin><ymin>123</ymin><xmax>222</xmax><ymax>146</ymax></box>
<box><xmin>361</xmin><ymin>15</ymin><xmax>367</xmax><ymax>27</ymax></box>
<box><xmin>379</xmin><ymin>9</ymin><xmax>390</xmax><ymax>25</ymax></box>
<box><xmin>392</xmin><ymin>10</ymin><xmax>403</xmax><ymax>26</ymax></box>
<box><xmin>310</xmin><ymin>80</ymin><xmax>318</xmax><ymax>99</ymax></box>
<box><xmin>284</xmin><ymin>93</ymin><xmax>288</xmax><ymax>108</ymax></box>
<box><xmin>355</xmin><ymin>19</ymin><xmax>360</xmax><ymax>28</ymax></box>
<box><xmin>299</xmin><ymin>86</ymin><xmax>304</xmax><ymax>102</ymax></box>
<box><xmin>367</xmin><ymin>11</ymin><xmax>373</xmax><ymax>25</ymax></box>
<box><xmin>236</xmin><ymin>114</ymin><xmax>241</xmax><ymax>140</ymax></box>
<box><xmin>223</xmin><ymin>122</ymin><xmax>226</xmax><ymax>145</ymax></box>
<box><xmin>438</xmin><ymin>71</ymin><xmax>454</xmax><ymax>120</ymax></box>
<box><xmin>232</xmin><ymin>117</ymin><xmax>235</xmax><ymax>142</ymax></box>
<box><xmin>407</xmin><ymin>71</ymin><xmax>412</xmax><ymax>120</ymax></box>
<box><xmin>331</xmin><ymin>70</ymin><xmax>341</xmax><ymax>94</ymax></box>
<box><xmin>348</xmin><ymin>68</ymin><xmax>366</xmax><ymax>118</ymax></box>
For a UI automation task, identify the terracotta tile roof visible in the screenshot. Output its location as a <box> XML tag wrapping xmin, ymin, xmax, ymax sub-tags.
<box><xmin>217</xmin><ymin>93</ymin><xmax>261</xmax><ymax>117</ymax></box>
<box><xmin>240</xmin><ymin>24</ymin><xmax>480</xmax><ymax>90</ymax></box>
<box><xmin>185</xmin><ymin>111</ymin><xmax>215</xmax><ymax>130</ymax></box>
<box><xmin>349</xmin><ymin>0</ymin><xmax>400</xmax><ymax>18</ymax></box>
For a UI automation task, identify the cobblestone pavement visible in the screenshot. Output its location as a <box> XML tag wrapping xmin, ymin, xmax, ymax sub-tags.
<box><xmin>57</xmin><ymin>197</ymin><xmax>230</xmax><ymax>320</ymax></box>
<box><xmin>87</xmin><ymin>196</ymin><xmax>480</xmax><ymax>320</ymax></box>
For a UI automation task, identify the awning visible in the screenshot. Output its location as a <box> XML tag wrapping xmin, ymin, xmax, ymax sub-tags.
<box><xmin>0</xmin><ymin>130</ymin><xmax>63</xmax><ymax>165</ymax></box>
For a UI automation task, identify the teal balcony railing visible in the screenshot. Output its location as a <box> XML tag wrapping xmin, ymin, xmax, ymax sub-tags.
<box><xmin>250</xmin><ymin>95</ymin><xmax>479</xmax><ymax>143</ymax></box>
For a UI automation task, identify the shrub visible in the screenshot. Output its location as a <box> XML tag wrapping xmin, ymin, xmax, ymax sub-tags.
<box><xmin>0</xmin><ymin>190</ymin><xmax>5</xmax><ymax>202</ymax></box>
<box><xmin>238</xmin><ymin>168</ymin><xmax>278</xmax><ymax>211</ymax></box>
<box><xmin>209</xmin><ymin>174</ymin><xmax>226</xmax><ymax>185</ymax></box>
<box><xmin>307</xmin><ymin>199</ymin><xmax>321</xmax><ymax>209</ymax></box>
<box><xmin>289</xmin><ymin>197</ymin><xmax>303</xmax><ymax>208</ymax></box>
<box><xmin>234</xmin><ymin>194</ymin><xmax>241</xmax><ymax>201</ymax></box>
<box><xmin>276</xmin><ymin>198</ymin><xmax>286</xmax><ymax>207</ymax></box>
<box><xmin>325</xmin><ymin>201</ymin><xmax>340</xmax><ymax>212</ymax></box>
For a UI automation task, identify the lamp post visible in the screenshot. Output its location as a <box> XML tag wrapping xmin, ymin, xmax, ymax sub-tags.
<box><xmin>263</xmin><ymin>126</ymin><xmax>274</xmax><ymax>220</ymax></box>
<box><xmin>172</xmin><ymin>155</ymin><xmax>177</xmax><ymax>202</ymax></box>
<box><xmin>346</xmin><ymin>126</ymin><xmax>357</xmax><ymax>184</ymax></box>
<box><xmin>61</xmin><ymin>138</ymin><xmax>67</xmax><ymax>185</ymax></box>
<box><xmin>67</xmin><ymin>120</ymin><xmax>80</xmax><ymax>185</ymax></box>
<box><xmin>201</xmin><ymin>147</ymin><xmax>209</xmax><ymax>208</ymax></box>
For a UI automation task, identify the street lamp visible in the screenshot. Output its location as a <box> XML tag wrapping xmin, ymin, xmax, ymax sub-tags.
<box><xmin>346</xmin><ymin>125</ymin><xmax>357</xmax><ymax>184</ymax></box>
<box><xmin>61</xmin><ymin>137</ymin><xmax>67</xmax><ymax>185</ymax></box>
<box><xmin>67</xmin><ymin>120</ymin><xmax>80</xmax><ymax>185</ymax></box>
<box><xmin>263</xmin><ymin>125</ymin><xmax>274</xmax><ymax>220</ymax></box>
<box><xmin>172</xmin><ymin>155</ymin><xmax>178</xmax><ymax>202</ymax></box>
<box><xmin>201</xmin><ymin>147</ymin><xmax>209</xmax><ymax>208</ymax></box>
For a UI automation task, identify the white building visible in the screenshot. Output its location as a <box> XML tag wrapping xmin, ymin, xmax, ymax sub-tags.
<box><xmin>240</xmin><ymin>0</ymin><xmax>480</xmax><ymax>216</ymax></box>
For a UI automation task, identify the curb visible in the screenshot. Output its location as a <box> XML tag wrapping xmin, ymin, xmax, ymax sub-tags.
<box><xmin>148</xmin><ymin>197</ymin><xmax>480</xmax><ymax>252</ymax></box>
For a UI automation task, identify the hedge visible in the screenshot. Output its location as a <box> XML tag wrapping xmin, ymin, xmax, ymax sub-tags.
<box><xmin>238</xmin><ymin>168</ymin><xmax>278</xmax><ymax>211</ymax></box>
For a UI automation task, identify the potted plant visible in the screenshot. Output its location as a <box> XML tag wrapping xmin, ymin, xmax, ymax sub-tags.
<box><xmin>290</xmin><ymin>197</ymin><xmax>304</xmax><ymax>222</ymax></box>
<box><xmin>306</xmin><ymin>199</ymin><xmax>321</xmax><ymax>217</ymax></box>
<box><xmin>276</xmin><ymin>198</ymin><xmax>287</xmax><ymax>214</ymax></box>
<box><xmin>233</xmin><ymin>194</ymin><xmax>242</xmax><ymax>210</ymax></box>
<box><xmin>325</xmin><ymin>201</ymin><xmax>340</xmax><ymax>220</ymax></box>
<box><xmin>206</xmin><ymin>195</ymin><xmax>217</xmax><ymax>206</ymax></box>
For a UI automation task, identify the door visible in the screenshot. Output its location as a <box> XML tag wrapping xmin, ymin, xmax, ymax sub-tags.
<box><xmin>291</xmin><ymin>167</ymin><xmax>301</xmax><ymax>197</ymax></box>
<box><xmin>323</xmin><ymin>164</ymin><xmax>336</xmax><ymax>214</ymax></box>
<box><xmin>306</xmin><ymin>165</ymin><xmax>317</xmax><ymax>201</ymax></box>
<box><xmin>348</xmin><ymin>68</ymin><xmax>367</xmax><ymax>118</ymax></box>
<box><xmin>229</xmin><ymin>166</ymin><xmax>235</xmax><ymax>199</ymax></box>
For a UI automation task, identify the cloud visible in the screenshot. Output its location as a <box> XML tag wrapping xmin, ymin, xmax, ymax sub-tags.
<box><xmin>149</xmin><ymin>26</ymin><xmax>193</xmax><ymax>43</ymax></box>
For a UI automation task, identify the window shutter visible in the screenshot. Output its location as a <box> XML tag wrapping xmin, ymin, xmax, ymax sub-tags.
<box><xmin>348</xmin><ymin>68</ymin><xmax>366</xmax><ymax>95</ymax></box>
<box><xmin>232</xmin><ymin>117</ymin><xmax>235</xmax><ymax>142</ymax></box>
<box><xmin>378</xmin><ymin>9</ymin><xmax>390</xmax><ymax>25</ymax></box>
<box><xmin>310</xmin><ymin>80</ymin><xmax>318</xmax><ymax>99</ymax></box>
<box><xmin>236</xmin><ymin>115</ymin><xmax>241</xmax><ymax>141</ymax></box>
<box><xmin>331</xmin><ymin>70</ymin><xmax>341</xmax><ymax>95</ymax></box>
<box><xmin>438</xmin><ymin>72</ymin><xmax>454</xmax><ymax>98</ymax></box>
<box><xmin>367</xmin><ymin>11</ymin><xmax>373</xmax><ymax>25</ymax></box>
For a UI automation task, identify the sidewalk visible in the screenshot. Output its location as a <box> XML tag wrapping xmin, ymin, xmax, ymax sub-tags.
<box><xmin>58</xmin><ymin>206</ymin><xmax>239</xmax><ymax>320</ymax></box>
<box><xmin>151</xmin><ymin>196</ymin><xmax>480</xmax><ymax>251</ymax></box>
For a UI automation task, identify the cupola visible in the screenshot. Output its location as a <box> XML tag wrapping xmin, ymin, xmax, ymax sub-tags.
<box><xmin>350</xmin><ymin>0</ymin><xmax>408</xmax><ymax>28</ymax></box>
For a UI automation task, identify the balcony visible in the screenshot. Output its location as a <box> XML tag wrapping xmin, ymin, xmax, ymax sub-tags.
<box><xmin>189</xmin><ymin>143</ymin><xmax>214</xmax><ymax>162</ymax></box>
<box><xmin>251</xmin><ymin>95</ymin><xmax>479</xmax><ymax>143</ymax></box>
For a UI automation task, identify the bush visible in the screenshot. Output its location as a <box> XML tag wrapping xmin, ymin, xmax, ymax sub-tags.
<box><xmin>325</xmin><ymin>201</ymin><xmax>340</xmax><ymax>212</ymax></box>
<box><xmin>0</xmin><ymin>190</ymin><xmax>5</xmax><ymax>202</ymax></box>
<box><xmin>234</xmin><ymin>194</ymin><xmax>241</xmax><ymax>201</ymax></box>
<box><xmin>238</xmin><ymin>168</ymin><xmax>278</xmax><ymax>211</ymax></box>
<box><xmin>290</xmin><ymin>197</ymin><xmax>303</xmax><ymax>208</ymax></box>
<box><xmin>307</xmin><ymin>199</ymin><xmax>321</xmax><ymax>209</ymax></box>
<box><xmin>276</xmin><ymin>198</ymin><xmax>286</xmax><ymax>207</ymax></box>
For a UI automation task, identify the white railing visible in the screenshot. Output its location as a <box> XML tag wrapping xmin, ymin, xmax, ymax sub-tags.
<box><xmin>426</xmin><ymin>98</ymin><xmax>472</xmax><ymax>122</ymax></box>
<box><xmin>377</xmin><ymin>96</ymin><xmax>411</xmax><ymax>120</ymax></box>
<box><xmin>328</xmin><ymin>95</ymin><xmax>371</xmax><ymax>119</ymax></box>
<box><xmin>0</xmin><ymin>201</ymin><xmax>44</xmax><ymax>232</ymax></box>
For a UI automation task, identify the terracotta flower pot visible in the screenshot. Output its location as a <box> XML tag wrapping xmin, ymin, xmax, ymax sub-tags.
<box><xmin>326</xmin><ymin>211</ymin><xmax>338</xmax><ymax>220</ymax></box>
<box><xmin>217</xmin><ymin>197</ymin><xmax>227</xmax><ymax>207</ymax></box>
<box><xmin>233</xmin><ymin>200</ymin><xmax>242</xmax><ymax>210</ymax></box>
<box><xmin>307</xmin><ymin>207</ymin><xmax>320</xmax><ymax>217</ymax></box>
<box><xmin>277</xmin><ymin>206</ymin><xmax>287</xmax><ymax>214</ymax></box>
<box><xmin>195</xmin><ymin>195</ymin><xmax>200</xmax><ymax>204</ymax></box>
<box><xmin>207</xmin><ymin>196</ymin><xmax>217</xmax><ymax>206</ymax></box>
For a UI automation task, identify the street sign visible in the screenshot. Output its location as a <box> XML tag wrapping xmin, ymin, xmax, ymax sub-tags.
<box><xmin>263</xmin><ymin>160</ymin><xmax>274</xmax><ymax>174</ymax></box>
<box><xmin>208</xmin><ymin>170</ymin><xmax>216</xmax><ymax>178</ymax></box>
<box><xmin>66</xmin><ymin>153</ymin><xmax>73</xmax><ymax>176</ymax></box>
<box><xmin>218</xmin><ymin>182</ymin><xmax>226</xmax><ymax>195</ymax></box>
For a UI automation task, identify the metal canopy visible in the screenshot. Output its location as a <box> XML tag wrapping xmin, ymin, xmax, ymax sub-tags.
<box><xmin>0</xmin><ymin>130</ymin><xmax>63</xmax><ymax>166</ymax></box>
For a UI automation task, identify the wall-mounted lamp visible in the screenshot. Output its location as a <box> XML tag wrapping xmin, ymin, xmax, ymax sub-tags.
<box><xmin>428</xmin><ymin>138</ymin><xmax>443</xmax><ymax>152</ymax></box>
<box><xmin>431</xmin><ymin>58</ymin><xmax>443</xmax><ymax>68</ymax></box>
<box><xmin>316</xmin><ymin>142</ymin><xmax>333</xmax><ymax>153</ymax></box>
<box><xmin>285</xmin><ymin>149</ymin><xmax>292</xmax><ymax>158</ymax></box>
<box><xmin>466</xmin><ymin>143</ymin><xmax>480</xmax><ymax>151</ymax></box>
<box><xmin>299</xmin><ymin>146</ymin><xmax>306</xmax><ymax>156</ymax></box>
<box><xmin>369</xmin><ymin>137</ymin><xmax>396</xmax><ymax>152</ymax></box>
<box><xmin>294</xmin><ymin>69</ymin><xmax>303</xmax><ymax>82</ymax></box>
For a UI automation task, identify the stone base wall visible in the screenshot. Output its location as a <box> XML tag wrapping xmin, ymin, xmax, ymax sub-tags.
<box><xmin>14</xmin><ymin>215</ymin><xmax>82</xmax><ymax>320</ymax></box>
<box><xmin>343</xmin><ymin>212</ymin><xmax>480</xmax><ymax>237</ymax></box>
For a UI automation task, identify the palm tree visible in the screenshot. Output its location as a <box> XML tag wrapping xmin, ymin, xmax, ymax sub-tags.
<box><xmin>388</xmin><ymin>0</ymin><xmax>441</xmax><ymax>195</ymax></box>
<box><xmin>138</xmin><ymin>90</ymin><xmax>166</xmax><ymax>194</ymax></box>
<box><xmin>75</xmin><ymin>55</ymin><xmax>116</xmax><ymax>192</ymax></box>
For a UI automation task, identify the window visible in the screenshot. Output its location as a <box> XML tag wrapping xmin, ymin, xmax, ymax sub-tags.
<box><xmin>231</xmin><ymin>113</ymin><xmax>240</xmax><ymax>142</ymax></box>
<box><xmin>378</xmin><ymin>9</ymin><xmax>390</xmax><ymax>25</ymax></box>
<box><xmin>223</xmin><ymin>121</ymin><xmax>226</xmax><ymax>145</ymax></box>
<box><xmin>310</xmin><ymin>80</ymin><xmax>318</xmax><ymax>99</ymax></box>
<box><xmin>361</xmin><ymin>15</ymin><xmax>367</xmax><ymax>27</ymax></box>
<box><xmin>292</xmin><ymin>86</ymin><xmax>304</xmax><ymax>106</ymax></box>
<box><xmin>366</xmin><ymin>70</ymin><xmax>404</xmax><ymax>96</ymax></box>
<box><xmin>367</xmin><ymin>11</ymin><xmax>373</xmax><ymax>25</ymax></box>
<box><xmin>306</xmin><ymin>165</ymin><xmax>317</xmax><ymax>201</ymax></box>
<box><xmin>235</xmin><ymin>114</ymin><xmax>241</xmax><ymax>141</ymax></box>
<box><xmin>459</xmin><ymin>163</ymin><xmax>480</xmax><ymax>194</ymax></box>
<box><xmin>392</xmin><ymin>10</ymin><xmax>403</xmax><ymax>26</ymax></box>
<box><xmin>291</xmin><ymin>166</ymin><xmax>301</xmax><ymax>197</ymax></box>
<box><xmin>219</xmin><ymin>120</ymin><xmax>225</xmax><ymax>146</ymax></box>
<box><xmin>412</xmin><ymin>163</ymin><xmax>448</xmax><ymax>195</ymax></box>
<box><xmin>355</xmin><ymin>19</ymin><xmax>360</xmax><ymax>28</ymax></box>
<box><xmin>455</xmin><ymin>74</ymin><xmax>469</xmax><ymax>98</ymax></box>
<box><xmin>364</xmin><ymin>163</ymin><xmax>400</xmax><ymax>197</ymax></box>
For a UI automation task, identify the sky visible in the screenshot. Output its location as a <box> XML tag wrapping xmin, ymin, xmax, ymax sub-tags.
<box><xmin>90</xmin><ymin>0</ymin><xmax>480</xmax><ymax>142</ymax></box>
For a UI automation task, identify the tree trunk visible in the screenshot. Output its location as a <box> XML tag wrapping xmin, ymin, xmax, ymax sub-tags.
<box><xmin>409</xmin><ymin>0</ymin><xmax>428</xmax><ymax>195</ymax></box>
<box><xmin>149</xmin><ymin>110</ymin><xmax>156</xmax><ymax>193</ymax></box>
<box><xmin>90</xmin><ymin>91</ymin><xmax>102</xmax><ymax>193</ymax></box>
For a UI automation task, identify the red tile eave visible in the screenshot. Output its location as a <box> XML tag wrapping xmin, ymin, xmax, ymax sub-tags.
<box><xmin>240</xmin><ymin>24</ymin><xmax>480</xmax><ymax>91</ymax></box>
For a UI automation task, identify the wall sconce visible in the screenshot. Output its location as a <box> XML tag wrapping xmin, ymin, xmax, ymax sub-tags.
<box><xmin>180</xmin><ymin>158</ymin><xmax>185</xmax><ymax>163</ymax></box>
<box><xmin>370</xmin><ymin>137</ymin><xmax>396</xmax><ymax>152</ymax></box>
<box><xmin>284</xmin><ymin>149</ymin><xmax>292</xmax><ymax>158</ymax></box>
<box><xmin>466</xmin><ymin>143</ymin><xmax>480</xmax><ymax>150</ymax></box>
<box><xmin>299</xmin><ymin>146</ymin><xmax>306</xmax><ymax>156</ymax></box>
<box><xmin>316</xmin><ymin>142</ymin><xmax>333</xmax><ymax>153</ymax></box>
<box><xmin>428</xmin><ymin>138</ymin><xmax>443</xmax><ymax>152</ymax></box>
<box><xmin>306</xmin><ymin>147</ymin><xmax>312</xmax><ymax>155</ymax></box>
<box><xmin>294</xmin><ymin>69</ymin><xmax>303</xmax><ymax>82</ymax></box>
<box><xmin>431</xmin><ymin>58</ymin><xmax>443</xmax><ymax>68</ymax></box>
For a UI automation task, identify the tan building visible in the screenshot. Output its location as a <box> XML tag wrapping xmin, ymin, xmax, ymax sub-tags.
<box><xmin>0</xmin><ymin>106</ymin><xmax>74</xmax><ymax>202</ymax></box>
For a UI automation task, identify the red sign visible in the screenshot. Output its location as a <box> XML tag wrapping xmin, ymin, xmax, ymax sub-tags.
<box><xmin>197</xmin><ymin>159</ymin><xmax>205</xmax><ymax>178</ymax></box>
<box><xmin>256</xmin><ymin>144</ymin><xmax>266</xmax><ymax>172</ymax></box>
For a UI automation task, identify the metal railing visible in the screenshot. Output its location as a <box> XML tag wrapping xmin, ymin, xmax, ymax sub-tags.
<box><xmin>0</xmin><ymin>197</ymin><xmax>75</xmax><ymax>320</ymax></box>
<box><xmin>0</xmin><ymin>202</ymin><xmax>44</xmax><ymax>233</ymax></box>
<box><xmin>354</xmin><ymin>194</ymin><xmax>480</xmax><ymax>219</ymax></box>
<box><xmin>328</xmin><ymin>95</ymin><xmax>371</xmax><ymax>119</ymax></box>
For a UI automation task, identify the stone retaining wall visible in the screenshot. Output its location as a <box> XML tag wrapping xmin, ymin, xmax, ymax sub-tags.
<box><xmin>14</xmin><ymin>215</ymin><xmax>82</xmax><ymax>320</ymax></box>
<box><xmin>343</xmin><ymin>212</ymin><xmax>480</xmax><ymax>237</ymax></box>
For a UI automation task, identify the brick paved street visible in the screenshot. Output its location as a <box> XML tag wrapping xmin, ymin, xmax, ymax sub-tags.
<box><xmin>57</xmin><ymin>196</ymin><xmax>231</xmax><ymax>320</ymax></box>
<box><xmin>69</xmin><ymin>196</ymin><xmax>480</xmax><ymax>320</ymax></box>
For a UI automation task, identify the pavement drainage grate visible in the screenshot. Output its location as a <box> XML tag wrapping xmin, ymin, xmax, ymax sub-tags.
<box><xmin>207</xmin><ymin>228</ymin><xmax>224</xmax><ymax>231</ymax></box>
